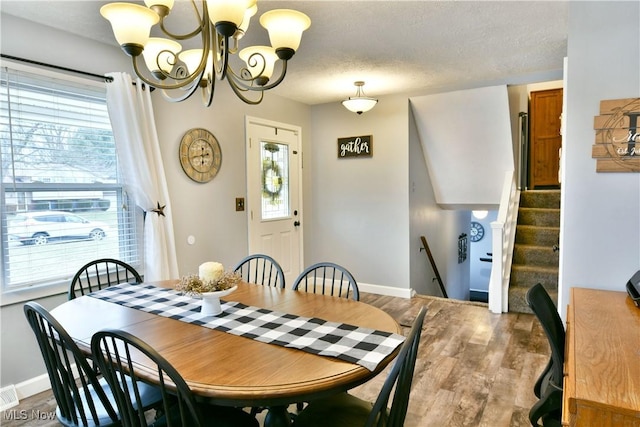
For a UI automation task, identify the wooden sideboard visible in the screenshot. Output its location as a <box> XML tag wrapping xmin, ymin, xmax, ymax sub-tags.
<box><xmin>563</xmin><ymin>287</ymin><xmax>640</xmax><ymax>426</ymax></box>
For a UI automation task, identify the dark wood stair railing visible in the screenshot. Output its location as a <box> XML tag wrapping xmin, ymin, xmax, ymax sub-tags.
<box><xmin>420</xmin><ymin>235</ymin><xmax>448</xmax><ymax>298</ymax></box>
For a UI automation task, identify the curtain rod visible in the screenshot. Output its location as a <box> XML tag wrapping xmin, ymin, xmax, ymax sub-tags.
<box><xmin>0</xmin><ymin>54</ymin><xmax>113</xmax><ymax>82</ymax></box>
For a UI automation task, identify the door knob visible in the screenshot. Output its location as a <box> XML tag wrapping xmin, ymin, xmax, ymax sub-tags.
<box><xmin>294</xmin><ymin>220</ymin><xmax>301</xmax><ymax>227</ymax></box>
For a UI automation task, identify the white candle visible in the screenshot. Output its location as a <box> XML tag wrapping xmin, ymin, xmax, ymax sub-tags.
<box><xmin>199</xmin><ymin>262</ymin><xmax>224</xmax><ymax>283</ymax></box>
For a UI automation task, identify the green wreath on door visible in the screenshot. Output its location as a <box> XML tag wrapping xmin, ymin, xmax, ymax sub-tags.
<box><xmin>262</xmin><ymin>160</ymin><xmax>282</xmax><ymax>202</ymax></box>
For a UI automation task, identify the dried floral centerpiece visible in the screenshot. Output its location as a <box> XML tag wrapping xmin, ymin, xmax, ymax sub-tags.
<box><xmin>176</xmin><ymin>262</ymin><xmax>241</xmax><ymax>316</ymax></box>
<box><xmin>176</xmin><ymin>262</ymin><xmax>241</xmax><ymax>296</ymax></box>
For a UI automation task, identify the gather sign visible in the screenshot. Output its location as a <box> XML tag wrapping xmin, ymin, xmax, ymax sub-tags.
<box><xmin>337</xmin><ymin>135</ymin><xmax>373</xmax><ymax>158</ymax></box>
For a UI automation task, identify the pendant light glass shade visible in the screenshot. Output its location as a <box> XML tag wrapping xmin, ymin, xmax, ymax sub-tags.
<box><xmin>238</xmin><ymin>4</ymin><xmax>258</xmax><ymax>35</ymax></box>
<box><xmin>142</xmin><ymin>38</ymin><xmax>182</xmax><ymax>75</ymax></box>
<box><xmin>100</xmin><ymin>3</ymin><xmax>159</xmax><ymax>49</ymax></box>
<box><xmin>240</xmin><ymin>46</ymin><xmax>279</xmax><ymax>80</ymax></box>
<box><xmin>342</xmin><ymin>97</ymin><xmax>378</xmax><ymax>114</ymax></box>
<box><xmin>179</xmin><ymin>49</ymin><xmax>213</xmax><ymax>77</ymax></box>
<box><xmin>206</xmin><ymin>0</ymin><xmax>255</xmax><ymax>27</ymax></box>
<box><xmin>472</xmin><ymin>210</ymin><xmax>489</xmax><ymax>219</ymax></box>
<box><xmin>342</xmin><ymin>81</ymin><xmax>378</xmax><ymax>114</ymax></box>
<box><xmin>260</xmin><ymin>9</ymin><xmax>311</xmax><ymax>53</ymax></box>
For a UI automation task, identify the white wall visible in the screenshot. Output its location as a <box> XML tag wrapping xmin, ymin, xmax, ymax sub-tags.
<box><xmin>0</xmin><ymin>12</ymin><xmax>129</xmax><ymax>77</ymax></box>
<box><xmin>305</xmin><ymin>93</ymin><xmax>471</xmax><ymax>300</ymax></box>
<box><xmin>559</xmin><ymin>1</ymin><xmax>640</xmax><ymax>317</ymax></box>
<box><xmin>470</xmin><ymin>210</ymin><xmax>498</xmax><ymax>292</ymax></box>
<box><xmin>307</xmin><ymin>95</ymin><xmax>411</xmax><ymax>294</ymax></box>
<box><xmin>151</xmin><ymin>81</ymin><xmax>310</xmax><ymax>276</ymax></box>
<box><xmin>409</xmin><ymin>109</ymin><xmax>439</xmax><ymax>296</ymax></box>
<box><xmin>528</xmin><ymin>80</ymin><xmax>563</xmax><ymax>93</ymax></box>
<box><xmin>409</xmin><ymin>85</ymin><xmax>515</xmax><ymax>209</ymax></box>
<box><xmin>409</xmin><ymin>109</ymin><xmax>471</xmax><ymax>299</ymax></box>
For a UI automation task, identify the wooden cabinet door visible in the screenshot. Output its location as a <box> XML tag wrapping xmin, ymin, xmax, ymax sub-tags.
<box><xmin>530</xmin><ymin>88</ymin><xmax>563</xmax><ymax>188</ymax></box>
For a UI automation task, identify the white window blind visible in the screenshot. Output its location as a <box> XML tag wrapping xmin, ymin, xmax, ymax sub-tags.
<box><xmin>0</xmin><ymin>65</ymin><xmax>141</xmax><ymax>292</ymax></box>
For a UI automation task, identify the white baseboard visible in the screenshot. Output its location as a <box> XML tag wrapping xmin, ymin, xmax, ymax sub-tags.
<box><xmin>358</xmin><ymin>282</ymin><xmax>414</xmax><ymax>299</ymax></box>
<box><xmin>14</xmin><ymin>363</ymin><xmax>80</xmax><ymax>400</ymax></box>
<box><xmin>14</xmin><ymin>373</ymin><xmax>52</xmax><ymax>400</ymax></box>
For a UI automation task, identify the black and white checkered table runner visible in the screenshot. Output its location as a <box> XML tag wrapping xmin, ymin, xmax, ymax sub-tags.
<box><xmin>89</xmin><ymin>283</ymin><xmax>405</xmax><ymax>371</ymax></box>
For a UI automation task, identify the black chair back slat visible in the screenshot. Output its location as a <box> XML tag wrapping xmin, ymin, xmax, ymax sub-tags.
<box><xmin>234</xmin><ymin>254</ymin><xmax>285</xmax><ymax>289</ymax></box>
<box><xmin>92</xmin><ymin>329</ymin><xmax>203</xmax><ymax>427</ymax></box>
<box><xmin>292</xmin><ymin>262</ymin><xmax>360</xmax><ymax>301</ymax></box>
<box><xmin>24</xmin><ymin>302</ymin><xmax>119</xmax><ymax>426</ymax></box>
<box><xmin>367</xmin><ymin>306</ymin><xmax>426</xmax><ymax>427</ymax></box>
<box><xmin>69</xmin><ymin>258</ymin><xmax>142</xmax><ymax>299</ymax></box>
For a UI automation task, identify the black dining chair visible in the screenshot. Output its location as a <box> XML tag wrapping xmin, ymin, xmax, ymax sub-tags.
<box><xmin>292</xmin><ymin>262</ymin><xmax>360</xmax><ymax>301</ymax></box>
<box><xmin>293</xmin><ymin>306</ymin><xmax>427</xmax><ymax>427</ymax></box>
<box><xmin>91</xmin><ymin>329</ymin><xmax>259</xmax><ymax>427</ymax></box>
<box><xmin>526</xmin><ymin>283</ymin><xmax>565</xmax><ymax>427</ymax></box>
<box><xmin>234</xmin><ymin>254</ymin><xmax>285</xmax><ymax>288</ymax></box>
<box><xmin>24</xmin><ymin>302</ymin><xmax>161</xmax><ymax>427</ymax></box>
<box><xmin>68</xmin><ymin>258</ymin><xmax>142</xmax><ymax>300</ymax></box>
<box><xmin>289</xmin><ymin>261</ymin><xmax>360</xmax><ymax>414</ymax></box>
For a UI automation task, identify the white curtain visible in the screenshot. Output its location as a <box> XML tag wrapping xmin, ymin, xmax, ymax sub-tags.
<box><xmin>105</xmin><ymin>72</ymin><xmax>179</xmax><ymax>281</ymax></box>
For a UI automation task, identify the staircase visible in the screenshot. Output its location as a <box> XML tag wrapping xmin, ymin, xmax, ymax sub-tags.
<box><xmin>508</xmin><ymin>190</ymin><xmax>560</xmax><ymax>313</ymax></box>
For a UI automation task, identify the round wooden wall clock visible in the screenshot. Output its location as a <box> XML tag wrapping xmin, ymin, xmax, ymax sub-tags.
<box><xmin>179</xmin><ymin>128</ymin><xmax>222</xmax><ymax>183</ymax></box>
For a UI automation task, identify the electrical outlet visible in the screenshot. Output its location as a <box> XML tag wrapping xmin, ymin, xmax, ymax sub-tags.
<box><xmin>235</xmin><ymin>197</ymin><xmax>245</xmax><ymax>211</ymax></box>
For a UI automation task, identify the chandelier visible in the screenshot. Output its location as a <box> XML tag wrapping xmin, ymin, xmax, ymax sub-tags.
<box><xmin>100</xmin><ymin>0</ymin><xmax>311</xmax><ymax>106</ymax></box>
<box><xmin>342</xmin><ymin>81</ymin><xmax>378</xmax><ymax>115</ymax></box>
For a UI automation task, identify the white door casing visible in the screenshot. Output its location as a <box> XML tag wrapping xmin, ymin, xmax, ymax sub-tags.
<box><xmin>245</xmin><ymin>116</ymin><xmax>303</xmax><ymax>287</ymax></box>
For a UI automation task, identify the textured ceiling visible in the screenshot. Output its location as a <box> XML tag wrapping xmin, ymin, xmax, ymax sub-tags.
<box><xmin>1</xmin><ymin>0</ymin><xmax>569</xmax><ymax>105</ymax></box>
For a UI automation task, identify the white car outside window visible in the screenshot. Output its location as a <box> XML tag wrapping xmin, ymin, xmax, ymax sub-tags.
<box><xmin>8</xmin><ymin>211</ymin><xmax>110</xmax><ymax>245</ymax></box>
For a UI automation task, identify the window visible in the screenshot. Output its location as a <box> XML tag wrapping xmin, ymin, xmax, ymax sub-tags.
<box><xmin>260</xmin><ymin>141</ymin><xmax>290</xmax><ymax>220</ymax></box>
<box><xmin>0</xmin><ymin>64</ymin><xmax>141</xmax><ymax>297</ymax></box>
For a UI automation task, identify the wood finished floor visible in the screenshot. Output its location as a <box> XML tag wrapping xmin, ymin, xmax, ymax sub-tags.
<box><xmin>1</xmin><ymin>293</ymin><xmax>548</xmax><ymax>427</ymax></box>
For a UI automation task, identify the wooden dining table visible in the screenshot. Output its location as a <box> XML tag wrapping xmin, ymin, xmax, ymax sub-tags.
<box><xmin>50</xmin><ymin>280</ymin><xmax>403</xmax><ymax>427</ymax></box>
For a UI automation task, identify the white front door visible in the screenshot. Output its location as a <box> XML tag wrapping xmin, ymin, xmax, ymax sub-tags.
<box><xmin>245</xmin><ymin>117</ymin><xmax>302</xmax><ymax>287</ymax></box>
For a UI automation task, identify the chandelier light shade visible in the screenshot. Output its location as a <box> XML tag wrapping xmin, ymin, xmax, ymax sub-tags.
<box><xmin>238</xmin><ymin>4</ymin><xmax>258</xmax><ymax>36</ymax></box>
<box><xmin>259</xmin><ymin>10</ymin><xmax>311</xmax><ymax>55</ymax></box>
<box><xmin>342</xmin><ymin>81</ymin><xmax>378</xmax><ymax>115</ymax></box>
<box><xmin>101</xmin><ymin>3</ymin><xmax>160</xmax><ymax>54</ymax></box>
<box><xmin>239</xmin><ymin>45</ymin><xmax>278</xmax><ymax>84</ymax></box>
<box><xmin>100</xmin><ymin>0</ymin><xmax>311</xmax><ymax>106</ymax></box>
<box><xmin>206</xmin><ymin>0</ymin><xmax>250</xmax><ymax>34</ymax></box>
<box><xmin>142</xmin><ymin>38</ymin><xmax>182</xmax><ymax>76</ymax></box>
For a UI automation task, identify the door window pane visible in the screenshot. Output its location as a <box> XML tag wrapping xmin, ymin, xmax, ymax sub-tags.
<box><xmin>260</xmin><ymin>141</ymin><xmax>289</xmax><ymax>220</ymax></box>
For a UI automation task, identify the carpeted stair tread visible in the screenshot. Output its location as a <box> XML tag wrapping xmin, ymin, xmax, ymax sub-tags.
<box><xmin>519</xmin><ymin>190</ymin><xmax>561</xmax><ymax>209</ymax></box>
<box><xmin>511</xmin><ymin>264</ymin><xmax>559</xmax><ymax>282</ymax></box>
<box><xmin>515</xmin><ymin>225</ymin><xmax>560</xmax><ymax>246</ymax></box>
<box><xmin>513</xmin><ymin>244</ymin><xmax>559</xmax><ymax>267</ymax></box>
<box><xmin>508</xmin><ymin>190</ymin><xmax>560</xmax><ymax>314</ymax></box>
<box><xmin>517</xmin><ymin>208</ymin><xmax>561</xmax><ymax>227</ymax></box>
